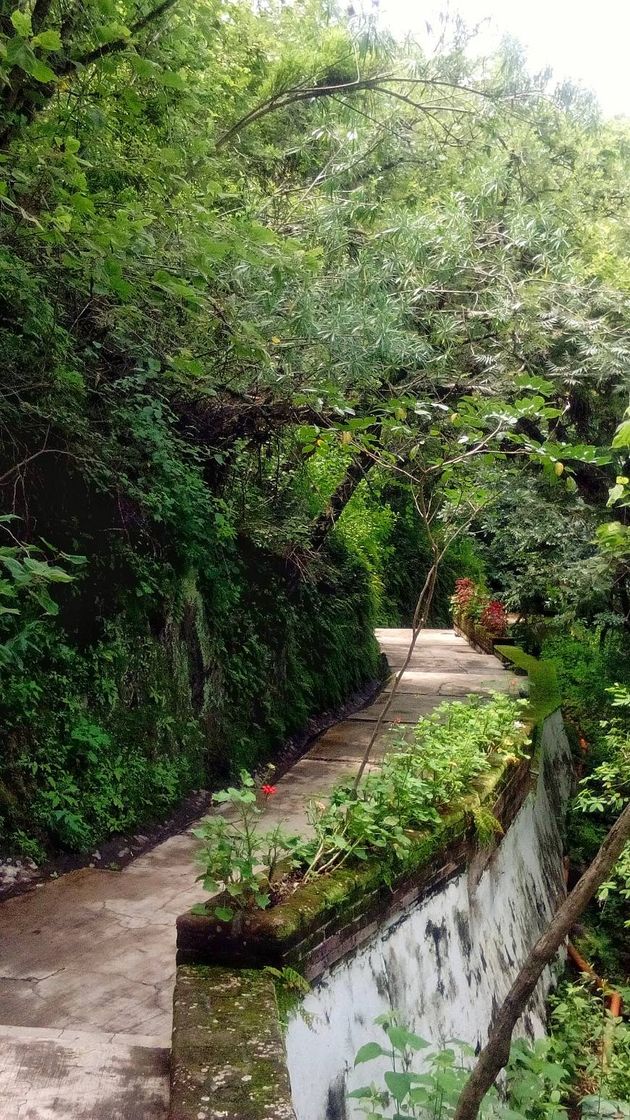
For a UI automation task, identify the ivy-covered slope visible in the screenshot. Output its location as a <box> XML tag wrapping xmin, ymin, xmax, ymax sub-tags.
<box><xmin>1</xmin><ymin>526</ymin><xmax>379</xmax><ymax>858</ymax></box>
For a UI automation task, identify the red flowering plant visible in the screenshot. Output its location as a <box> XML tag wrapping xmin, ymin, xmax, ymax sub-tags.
<box><xmin>480</xmin><ymin>599</ymin><xmax>508</xmax><ymax>637</ymax></box>
<box><xmin>451</xmin><ymin>577</ymin><xmax>476</xmax><ymax>612</ymax></box>
<box><xmin>192</xmin><ymin>770</ymin><xmax>300</xmax><ymax>921</ymax></box>
<box><xmin>451</xmin><ymin>579</ymin><xmax>509</xmax><ymax>637</ymax></box>
<box><xmin>451</xmin><ymin>578</ymin><xmax>487</xmax><ymax>623</ymax></box>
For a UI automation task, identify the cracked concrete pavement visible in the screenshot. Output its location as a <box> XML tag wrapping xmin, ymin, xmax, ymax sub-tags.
<box><xmin>0</xmin><ymin>628</ymin><xmax>517</xmax><ymax>1118</ymax></box>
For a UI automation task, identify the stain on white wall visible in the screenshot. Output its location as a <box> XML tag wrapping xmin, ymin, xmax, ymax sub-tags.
<box><xmin>285</xmin><ymin>711</ymin><xmax>573</xmax><ymax>1120</ymax></box>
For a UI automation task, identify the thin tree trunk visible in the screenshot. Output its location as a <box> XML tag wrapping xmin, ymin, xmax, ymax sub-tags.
<box><xmin>453</xmin><ymin>801</ymin><xmax>630</xmax><ymax>1120</ymax></box>
<box><xmin>352</xmin><ymin>555</ymin><xmax>439</xmax><ymax>789</ymax></box>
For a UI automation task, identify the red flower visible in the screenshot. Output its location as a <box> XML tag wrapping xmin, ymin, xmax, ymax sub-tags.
<box><xmin>479</xmin><ymin>599</ymin><xmax>508</xmax><ymax>636</ymax></box>
<box><xmin>261</xmin><ymin>784</ymin><xmax>277</xmax><ymax>796</ymax></box>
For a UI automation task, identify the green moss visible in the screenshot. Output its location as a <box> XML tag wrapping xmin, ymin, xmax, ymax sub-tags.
<box><xmin>196</xmin><ymin>807</ymin><xmax>475</xmax><ymax>950</ymax></box>
<box><xmin>1</xmin><ymin>536</ymin><xmax>380</xmax><ymax>857</ymax></box>
<box><xmin>495</xmin><ymin>645</ymin><xmax>561</xmax><ymax>725</ymax></box>
<box><xmin>172</xmin><ymin>965</ymin><xmax>294</xmax><ymax>1120</ymax></box>
<box><xmin>471</xmin><ymin>763</ymin><xmax>508</xmax><ymax>800</ymax></box>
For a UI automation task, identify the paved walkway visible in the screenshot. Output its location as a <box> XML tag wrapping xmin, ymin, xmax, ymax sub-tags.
<box><xmin>0</xmin><ymin>629</ymin><xmax>515</xmax><ymax>1119</ymax></box>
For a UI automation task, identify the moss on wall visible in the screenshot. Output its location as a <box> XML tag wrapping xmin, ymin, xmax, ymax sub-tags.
<box><xmin>0</xmin><ymin>535</ymin><xmax>379</xmax><ymax>858</ymax></box>
<box><xmin>170</xmin><ymin>965</ymin><xmax>296</xmax><ymax>1120</ymax></box>
<box><xmin>495</xmin><ymin>645</ymin><xmax>561</xmax><ymax>725</ymax></box>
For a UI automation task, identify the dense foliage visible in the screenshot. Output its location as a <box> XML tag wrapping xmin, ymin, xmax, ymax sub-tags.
<box><xmin>195</xmin><ymin>692</ymin><xmax>529</xmax><ymax>920</ymax></box>
<box><xmin>1</xmin><ymin>0</ymin><xmax>629</xmax><ymax>863</ymax></box>
<box><xmin>348</xmin><ymin>1010</ymin><xmax>630</xmax><ymax>1120</ymax></box>
<box><xmin>538</xmin><ymin>628</ymin><xmax>630</xmax><ymax>978</ymax></box>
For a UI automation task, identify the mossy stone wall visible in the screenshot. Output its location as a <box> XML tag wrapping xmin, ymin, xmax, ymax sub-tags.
<box><xmin>0</xmin><ymin>537</ymin><xmax>380</xmax><ymax>858</ymax></box>
<box><xmin>170</xmin><ymin>965</ymin><xmax>296</xmax><ymax>1120</ymax></box>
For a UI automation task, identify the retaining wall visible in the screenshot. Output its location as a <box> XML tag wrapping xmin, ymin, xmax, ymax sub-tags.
<box><xmin>285</xmin><ymin>709</ymin><xmax>573</xmax><ymax>1120</ymax></box>
<box><xmin>170</xmin><ymin>689</ymin><xmax>573</xmax><ymax>1120</ymax></box>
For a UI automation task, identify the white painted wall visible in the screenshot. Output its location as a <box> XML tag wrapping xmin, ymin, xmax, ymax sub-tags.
<box><xmin>285</xmin><ymin>711</ymin><xmax>573</xmax><ymax>1120</ymax></box>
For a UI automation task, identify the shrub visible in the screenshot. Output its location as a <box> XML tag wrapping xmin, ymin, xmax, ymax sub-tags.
<box><xmin>548</xmin><ymin>981</ymin><xmax>630</xmax><ymax>1107</ymax></box>
<box><xmin>480</xmin><ymin>599</ymin><xmax>509</xmax><ymax>637</ymax></box>
<box><xmin>196</xmin><ymin>693</ymin><xmax>530</xmax><ymax>907</ymax></box>
<box><xmin>350</xmin><ymin>1017</ymin><xmax>572</xmax><ymax>1120</ymax></box>
<box><xmin>193</xmin><ymin>772</ymin><xmax>299</xmax><ymax>921</ymax></box>
<box><xmin>451</xmin><ymin>579</ymin><xmax>509</xmax><ymax>636</ymax></box>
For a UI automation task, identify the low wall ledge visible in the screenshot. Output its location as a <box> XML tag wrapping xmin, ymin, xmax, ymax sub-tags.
<box><xmin>169</xmin><ymin>965</ymin><xmax>296</xmax><ymax>1120</ymax></box>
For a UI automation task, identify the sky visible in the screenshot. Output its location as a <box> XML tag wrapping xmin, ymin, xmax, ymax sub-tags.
<box><xmin>379</xmin><ymin>0</ymin><xmax>630</xmax><ymax>118</ymax></box>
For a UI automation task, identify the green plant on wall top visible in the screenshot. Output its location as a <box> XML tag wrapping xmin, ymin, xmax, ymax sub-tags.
<box><xmin>295</xmin><ymin>692</ymin><xmax>529</xmax><ymax>882</ymax></box>
<box><xmin>194</xmin><ymin>693</ymin><xmax>531</xmax><ymax>916</ymax></box>
<box><xmin>192</xmin><ymin>771</ymin><xmax>301</xmax><ymax>920</ymax></box>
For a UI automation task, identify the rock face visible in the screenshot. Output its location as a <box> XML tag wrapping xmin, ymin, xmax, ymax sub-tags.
<box><xmin>284</xmin><ymin>710</ymin><xmax>574</xmax><ymax>1120</ymax></box>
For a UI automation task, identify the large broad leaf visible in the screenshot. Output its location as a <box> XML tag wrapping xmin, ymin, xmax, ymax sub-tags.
<box><xmin>387</xmin><ymin>1025</ymin><xmax>430</xmax><ymax>1052</ymax></box>
<box><xmin>612</xmin><ymin>419</ymin><xmax>630</xmax><ymax>449</ymax></box>
<box><xmin>8</xmin><ymin>40</ymin><xmax>56</xmax><ymax>82</ymax></box>
<box><xmin>10</xmin><ymin>9</ymin><xmax>32</xmax><ymax>37</ymax></box>
<box><xmin>384</xmin><ymin>1070</ymin><xmax>412</xmax><ymax>1102</ymax></box>
<box><xmin>94</xmin><ymin>23</ymin><xmax>130</xmax><ymax>45</ymax></box>
<box><xmin>354</xmin><ymin>1042</ymin><xmax>388</xmax><ymax>1066</ymax></box>
<box><xmin>32</xmin><ymin>29</ymin><xmax>62</xmax><ymax>51</ymax></box>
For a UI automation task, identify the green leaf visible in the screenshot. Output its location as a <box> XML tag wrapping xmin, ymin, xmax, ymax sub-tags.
<box><xmin>94</xmin><ymin>23</ymin><xmax>130</xmax><ymax>45</ymax></box>
<box><xmin>387</xmin><ymin>1026</ymin><xmax>430</xmax><ymax>1052</ymax></box>
<box><xmin>354</xmin><ymin>1042</ymin><xmax>388</xmax><ymax>1066</ymax></box>
<box><xmin>384</xmin><ymin>1070</ymin><xmax>412</xmax><ymax>1102</ymax></box>
<box><xmin>129</xmin><ymin>55</ymin><xmax>159</xmax><ymax>78</ymax></box>
<box><xmin>25</xmin><ymin>55</ymin><xmax>57</xmax><ymax>82</ymax></box>
<box><xmin>1</xmin><ymin>555</ymin><xmax>27</xmax><ymax>581</ymax></box>
<box><xmin>6</xmin><ymin>36</ymin><xmax>32</xmax><ymax>66</ymax></box>
<box><xmin>158</xmin><ymin>70</ymin><xmax>187</xmax><ymax>91</ymax></box>
<box><xmin>612</xmin><ymin>419</ymin><xmax>630</xmax><ymax>449</ymax></box>
<box><xmin>10</xmin><ymin>9</ymin><xmax>32</xmax><ymax>37</ymax></box>
<box><xmin>32</xmin><ymin>29</ymin><xmax>62</xmax><ymax>50</ymax></box>
<box><xmin>22</xmin><ymin>558</ymin><xmax>72</xmax><ymax>582</ymax></box>
<box><xmin>32</xmin><ymin>589</ymin><xmax>59</xmax><ymax>615</ymax></box>
<box><xmin>213</xmin><ymin>906</ymin><xmax>234</xmax><ymax>922</ymax></box>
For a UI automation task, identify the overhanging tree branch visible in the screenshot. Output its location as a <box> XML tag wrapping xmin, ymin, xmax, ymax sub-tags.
<box><xmin>216</xmin><ymin>73</ymin><xmax>510</xmax><ymax>149</ymax></box>
<box><xmin>59</xmin><ymin>0</ymin><xmax>180</xmax><ymax>73</ymax></box>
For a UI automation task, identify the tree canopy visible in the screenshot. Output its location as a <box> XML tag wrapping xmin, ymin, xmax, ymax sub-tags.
<box><xmin>1</xmin><ymin>0</ymin><xmax>629</xmax><ymax>854</ymax></box>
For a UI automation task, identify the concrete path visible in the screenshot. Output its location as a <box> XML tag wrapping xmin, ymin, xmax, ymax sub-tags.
<box><xmin>0</xmin><ymin>629</ymin><xmax>515</xmax><ymax>1119</ymax></box>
